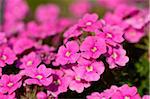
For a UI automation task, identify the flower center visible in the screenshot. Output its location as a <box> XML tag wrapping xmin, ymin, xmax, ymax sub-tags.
<box><xmin>85</xmin><ymin>21</ymin><xmax>92</xmax><ymax>26</ymax></box>
<box><xmin>112</xmin><ymin>52</ymin><xmax>118</xmax><ymax>59</ymax></box>
<box><xmin>124</xmin><ymin>96</ymin><xmax>130</xmax><ymax>99</ymax></box>
<box><xmin>130</xmin><ymin>32</ymin><xmax>136</xmax><ymax>36</ymax></box>
<box><xmin>54</xmin><ymin>80</ymin><xmax>61</xmax><ymax>85</ymax></box>
<box><xmin>7</xmin><ymin>82</ymin><xmax>14</xmax><ymax>87</ymax></box>
<box><xmin>36</xmin><ymin>75</ymin><xmax>43</xmax><ymax>80</ymax></box>
<box><xmin>65</xmin><ymin>51</ymin><xmax>71</xmax><ymax>57</ymax></box>
<box><xmin>1</xmin><ymin>55</ymin><xmax>7</xmax><ymax>60</ymax></box>
<box><xmin>106</xmin><ymin>33</ymin><xmax>112</xmax><ymax>38</ymax></box>
<box><xmin>75</xmin><ymin>76</ymin><xmax>81</xmax><ymax>81</ymax></box>
<box><xmin>91</xmin><ymin>47</ymin><xmax>97</xmax><ymax>52</ymax></box>
<box><xmin>27</xmin><ymin>60</ymin><xmax>33</xmax><ymax>66</ymax></box>
<box><xmin>86</xmin><ymin>66</ymin><xmax>93</xmax><ymax>72</ymax></box>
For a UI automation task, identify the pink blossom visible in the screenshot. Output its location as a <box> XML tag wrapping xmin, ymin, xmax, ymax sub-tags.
<box><xmin>104</xmin><ymin>12</ymin><xmax>128</xmax><ymax>29</ymax></box>
<box><xmin>36</xmin><ymin>91</ymin><xmax>47</xmax><ymax>99</ymax></box>
<box><xmin>0</xmin><ymin>74</ymin><xmax>22</xmax><ymax>94</ymax></box>
<box><xmin>3</xmin><ymin>0</ymin><xmax>28</xmax><ymax>36</ymax></box>
<box><xmin>46</xmin><ymin>70</ymin><xmax>70</xmax><ymax>97</ymax></box>
<box><xmin>96</xmin><ymin>25</ymin><xmax>124</xmax><ymax>46</ymax></box>
<box><xmin>56</xmin><ymin>41</ymin><xmax>80</xmax><ymax>65</ymax></box>
<box><xmin>22</xmin><ymin>21</ymin><xmax>57</xmax><ymax>39</ymax></box>
<box><xmin>114</xmin><ymin>5</ymin><xmax>139</xmax><ymax>19</ymax></box>
<box><xmin>103</xmin><ymin>5</ymin><xmax>149</xmax><ymax>43</ymax></box>
<box><xmin>87</xmin><ymin>84</ymin><xmax>142</xmax><ymax>99</ymax></box>
<box><xmin>65</xmin><ymin>67</ymin><xmax>90</xmax><ymax>93</ymax></box>
<box><xmin>36</xmin><ymin>45</ymin><xmax>55</xmax><ymax>65</ymax></box>
<box><xmin>64</xmin><ymin>24</ymin><xmax>82</xmax><ymax>39</ymax></box>
<box><xmin>87</xmin><ymin>85</ymin><xmax>118</xmax><ymax>99</ymax></box>
<box><xmin>102</xmin><ymin>85</ymin><xmax>119</xmax><ymax>98</ymax></box>
<box><xmin>124</xmin><ymin>10</ymin><xmax>149</xmax><ymax>29</ymax></box>
<box><xmin>107</xmin><ymin>46</ymin><xmax>129</xmax><ymax>69</ymax></box>
<box><xmin>78</xmin><ymin>13</ymin><xmax>102</xmax><ymax>32</ymax></box>
<box><xmin>3</xmin><ymin>21</ymin><xmax>25</xmax><ymax>36</ymax></box>
<box><xmin>13</xmin><ymin>38</ymin><xmax>35</xmax><ymax>54</ymax></box>
<box><xmin>5</xmin><ymin>0</ymin><xmax>28</xmax><ymax>20</ymax></box>
<box><xmin>111</xmin><ymin>84</ymin><xmax>141</xmax><ymax>99</ymax></box>
<box><xmin>56</xmin><ymin>18</ymin><xmax>72</xmax><ymax>33</ymax></box>
<box><xmin>0</xmin><ymin>92</ymin><xmax>16</xmax><ymax>99</ymax></box>
<box><xmin>0</xmin><ymin>33</ymin><xmax>7</xmax><ymax>45</ymax></box>
<box><xmin>142</xmin><ymin>95</ymin><xmax>150</xmax><ymax>99</ymax></box>
<box><xmin>24</xmin><ymin>64</ymin><xmax>52</xmax><ymax>86</ymax></box>
<box><xmin>78</xmin><ymin>57</ymin><xmax>105</xmax><ymax>81</ymax></box>
<box><xmin>35</xmin><ymin>4</ymin><xmax>60</xmax><ymax>23</ymax></box>
<box><xmin>69</xmin><ymin>0</ymin><xmax>91</xmax><ymax>17</ymax></box>
<box><xmin>22</xmin><ymin>21</ymin><xmax>40</xmax><ymax>38</ymax></box>
<box><xmin>0</xmin><ymin>47</ymin><xmax>17</xmax><ymax>67</ymax></box>
<box><xmin>80</xmin><ymin>36</ymin><xmax>106</xmax><ymax>59</ymax></box>
<box><xmin>19</xmin><ymin>52</ymin><xmax>41</xmax><ymax>69</ymax></box>
<box><xmin>87</xmin><ymin>92</ymin><xmax>101</xmax><ymax>99</ymax></box>
<box><xmin>124</xmin><ymin>28</ymin><xmax>146</xmax><ymax>43</ymax></box>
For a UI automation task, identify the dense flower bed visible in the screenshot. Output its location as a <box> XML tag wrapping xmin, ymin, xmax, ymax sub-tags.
<box><xmin>0</xmin><ymin>0</ymin><xmax>149</xmax><ymax>98</ymax></box>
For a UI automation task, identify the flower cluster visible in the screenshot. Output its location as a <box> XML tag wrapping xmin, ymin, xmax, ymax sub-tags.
<box><xmin>62</xmin><ymin>13</ymin><xmax>129</xmax><ymax>69</ymax></box>
<box><xmin>1</xmin><ymin>0</ymin><xmax>28</xmax><ymax>36</ymax></box>
<box><xmin>104</xmin><ymin>4</ymin><xmax>149</xmax><ymax>43</ymax></box>
<box><xmin>87</xmin><ymin>84</ymin><xmax>150</xmax><ymax>99</ymax></box>
<box><xmin>0</xmin><ymin>0</ymin><xmax>149</xmax><ymax>98</ymax></box>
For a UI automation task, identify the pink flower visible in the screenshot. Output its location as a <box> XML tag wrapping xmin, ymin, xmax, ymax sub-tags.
<box><xmin>124</xmin><ymin>10</ymin><xmax>149</xmax><ymax>29</ymax></box>
<box><xmin>103</xmin><ymin>5</ymin><xmax>148</xmax><ymax>43</ymax></box>
<box><xmin>112</xmin><ymin>84</ymin><xmax>141</xmax><ymax>99</ymax></box>
<box><xmin>87</xmin><ymin>92</ymin><xmax>101</xmax><ymax>99</ymax></box>
<box><xmin>19</xmin><ymin>52</ymin><xmax>41</xmax><ymax>69</ymax></box>
<box><xmin>5</xmin><ymin>0</ymin><xmax>28</xmax><ymax>20</ymax></box>
<box><xmin>0</xmin><ymin>92</ymin><xmax>16</xmax><ymax>99</ymax></box>
<box><xmin>65</xmin><ymin>67</ymin><xmax>90</xmax><ymax>93</ymax></box>
<box><xmin>96</xmin><ymin>25</ymin><xmax>124</xmax><ymax>46</ymax></box>
<box><xmin>106</xmin><ymin>46</ymin><xmax>129</xmax><ymax>69</ymax></box>
<box><xmin>114</xmin><ymin>5</ymin><xmax>139</xmax><ymax>19</ymax></box>
<box><xmin>125</xmin><ymin>28</ymin><xmax>146</xmax><ymax>43</ymax></box>
<box><xmin>23</xmin><ymin>21</ymin><xmax>57</xmax><ymax>39</ymax></box>
<box><xmin>78</xmin><ymin>57</ymin><xmax>105</xmax><ymax>81</ymax></box>
<box><xmin>24</xmin><ymin>64</ymin><xmax>52</xmax><ymax>86</ymax></box>
<box><xmin>69</xmin><ymin>0</ymin><xmax>91</xmax><ymax>17</ymax></box>
<box><xmin>36</xmin><ymin>91</ymin><xmax>47</xmax><ymax>99</ymax></box>
<box><xmin>0</xmin><ymin>33</ymin><xmax>7</xmax><ymax>45</ymax></box>
<box><xmin>46</xmin><ymin>70</ymin><xmax>70</xmax><ymax>97</ymax></box>
<box><xmin>3</xmin><ymin>21</ymin><xmax>25</xmax><ymax>36</ymax></box>
<box><xmin>80</xmin><ymin>36</ymin><xmax>106</xmax><ymax>59</ymax></box>
<box><xmin>13</xmin><ymin>38</ymin><xmax>35</xmax><ymax>54</ymax></box>
<box><xmin>35</xmin><ymin>4</ymin><xmax>60</xmax><ymax>23</ymax></box>
<box><xmin>78</xmin><ymin>13</ymin><xmax>102</xmax><ymax>32</ymax></box>
<box><xmin>142</xmin><ymin>95</ymin><xmax>150</xmax><ymax>99</ymax></box>
<box><xmin>101</xmin><ymin>85</ymin><xmax>119</xmax><ymax>98</ymax></box>
<box><xmin>0</xmin><ymin>47</ymin><xmax>17</xmax><ymax>67</ymax></box>
<box><xmin>0</xmin><ymin>74</ymin><xmax>22</xmax><ymax>94</ymax></box>
<box><xmin>64</xmin><ymin>24</ymin><xmax>82</xmax><ymax>39</ymax></box>
<box><xmin>104</xmin><ymin>13</ymin><xmax>128</xmax><ymax>29</ymax></box>
<box><xmin>87</xmin><ymin>84</ymin><xmax>142</xmax><ymax>99</ymax></box>
<box><xmin>36</xmin><ymin>45</ymin><xmax>55</xmax><ymax>65</ymax></box>
<box><xmin>57</xmin><ymin>18</ymin><xmax>72</xmax><ymax>33</ymax></box>
<box><xmin>22</xmin><ymin>21</ymin><xmax>40</xmax><ymax>38</ymax></box>
<box><xmin>56</xmin><ymin>41</ymin><xmax>80</xmax><ymax>65</ymax></box>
